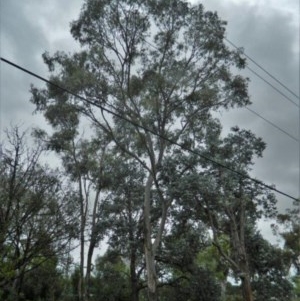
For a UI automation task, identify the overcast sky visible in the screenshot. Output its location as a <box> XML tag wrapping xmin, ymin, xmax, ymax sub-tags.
<box><xmin>0</xmin><ymin>0</ymin><xmax>299</xmax><ymax>245</ymax></box>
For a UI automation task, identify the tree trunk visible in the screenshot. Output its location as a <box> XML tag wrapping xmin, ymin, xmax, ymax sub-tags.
<box><xmin>220</xmin><ymin>279</ymin><xmax>227</xmax><ymax>299</ymax></box>
<box><xmin>229</xmin><ymin>199</ymin><xmax>254</xmax><ymax>301</ymax></box>
<box><xmin>130</xmin><ymin>252</ymin><xmax>139</xmax><ymax>301</ymax></box>
<box><xmin>128</xmin><ymin>198</ymin><xmax>139</xmax><ymax>301</ymax></box>
<box><xmin>143</xmin><ymin>175</ymin><xmax>158</xmax><ymax>301</ymax></box>
<box><xmin>79</xmin><ymin>178</ymin><xmax>85</xmax><ymax>301</ymax></box>
<box><xmin>238</xmin><ymin>200</ymin><xmax>253</xmax><ymax>301</ymax></box>
<box><xmin>85</xmin><ymin>240</ymin><xmax>95</xmax><ymax>300</ymax></box>
<box><xmin>241</xmin><ymin>274</ymin><xmax>253</xmax><ymax>301</ymax></box>
<box><xmin>85</xmin><ymin>189</ymin><xmax>100</xmax><ymax>300</ymax></box>
<box><xmin>144</xmin><ymin>248</ymin><xmax>158</xmax><ymax>301</ymax></box>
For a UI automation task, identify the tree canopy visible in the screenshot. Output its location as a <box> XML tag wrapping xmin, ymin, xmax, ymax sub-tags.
<box><xmin>0</xmin><ymin>1</ymin><xmax>297</xmax><ymax>301</ymax></box>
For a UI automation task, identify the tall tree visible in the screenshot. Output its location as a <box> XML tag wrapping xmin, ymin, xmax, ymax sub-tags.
<box><xmin>163</xmin><ymin>126</ymin><xmax>278</xmax><ymax>301</ymax></box>
<box><xmin>156</xmin><ymin>217</ymin><xmax>222</xmax><ymax>301</ymax></box>
<box><xmin>34</xmin><ymin>127</ymin><xmax>113</xmax><ymax>301</ymax></box>
<box><xmin>103</xmin><ymin>157</ymin><xmax>146</xmax><ymax>301</ymax></box>
<box><xmin>31</xmin><ymin>1</ymin><xmax>250</xmax><ymax>299</ymax></box>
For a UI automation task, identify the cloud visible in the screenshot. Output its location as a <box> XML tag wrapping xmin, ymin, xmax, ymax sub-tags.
<box><xmin>198</xmin><ymin>0</ymin><xmax>299</xmax><ymax>208</ymax></box>
<box><xmin>0</xmin><ymin>0</ymin><xmax>82</xmax><ymax>133</ymax></box>
<box><xmin>0</xmin><ymin>0</ymin><xmax>299</xmax><ymax>238</ymax></box>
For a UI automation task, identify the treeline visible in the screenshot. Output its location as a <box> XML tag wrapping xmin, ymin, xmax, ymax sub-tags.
<box><xmin>0</xmin><ymin>127</ymin><xmax>299</xmax><ymax>301</ymax></box>
<box><xmin>1</xmin><ymin>0</ymin><xmax>300</xmax><ymax>300</ymax></box>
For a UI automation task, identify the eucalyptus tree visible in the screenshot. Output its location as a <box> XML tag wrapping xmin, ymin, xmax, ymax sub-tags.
<box><xmin>34</xmin><ymin>127</ymin><xmax>113</xmax><ymax>301</ymax></box>
<box><xmin>0</xmin><ymin>127</ymin><xmax>77</xmax><ymax>301</ymax></box>
<box><xmin>103</xmin><ymin>157</ymin><xmax>146</xmax><ymax>301</ymax></box>
<box><xmin>92</xmin><ymin>250</ymin><xmax>131</xmax><ymax>301</ymax></box>
<box><xmin>199</xmin><ymin>127</ymin><xmax>277</xmax><ymax>301</ymax></box>
<box><xmin>245</xmin><ymin>231</ymin><xmax>293</xmax><ymax>301</ymax></box>
<box><xmin>31</xmin><ymin>0</ymin><xmax>250</xmax><ymax>299</ymax></box>
<box><xmin>19</xmin><ymin>257</ymin><xmax>64</xmax><ymax>301</ymax></box>
<box><xmin>161</xmin><ymin>126</ymin><xmax>278</xmax><ymax>301</ymax></box>
<box><xmin>277</xmin><ymin>201</ymin><xmax>300</xmax><ymax>276</ymax></box>
<box><xmin>155</xmin><ymin>218</ymin><xmax>222</xmax><ymax>301</ymax></box>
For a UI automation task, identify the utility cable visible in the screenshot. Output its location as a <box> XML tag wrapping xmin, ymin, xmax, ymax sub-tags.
<box><xmin>1</xmin><ymin>56</ymin><xmax>298</xmax><ymax>202</ymax></box>
<box><xmin>224</xmin><ymin>38</ymin><xmax>300</xmax><ymax>100</ymax></box>
<box><xmin>245</xmin><ymin>107</ymin><xmax>298</xmax><ymax>142</ymax></box>
<box><xmin>246</xmin><ymin>65</ymin><xmax>298</xmax><ymax>107</ymax></box>
<box><xmin>142</xmin><ymin>38</ymin><xmax>299</xmax><ymax>142</ymax></box>
<box><xmin>143</xmin><ymin>36</ymin><xmax>299</xmax><ymax>107</ymax></box>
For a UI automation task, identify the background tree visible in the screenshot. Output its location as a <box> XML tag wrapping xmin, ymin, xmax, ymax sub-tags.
<box><xmin>35</xmin><ymin>126</ymin><xmax>114</xmax><ymax>301</ymax></box>
<box><xmin>0</xmin><ymin>127</ymin><xmax>77</xmax><ymax>301</ymax></box>
<box><xmin>21</xmin><ymin>256</ymin><xmax>64</xmax><ymax>301</ymax></box>
<box><xmin>103</xmin><ymin>156</ymin><xmax>147</xmax><ymax>301</ymax></box>
<box><xmin>276</xmin><ymin>200</ymin><xmax>300</xmax><ymax>301</ymax></box>
<box><xmin>156</xmin><ymin>219</ymin><xmax>222</xmax><ymax>301</ymax></box>
<box><xmin>246</xmin><ymin>231</ymin><xmax>293</xmax><ymax>301</ymax></box>
<box><xmin>277</xmin><ymin>200</ymin><xmax>300</xmax><ymax>276</ymax></box>
<box><xmin>159</xmin><ymin>126</ymin><xmax>279</xmax><ymax>301</ymax></box>
<box><xmin>92</xmin><ymin>250</ymin><xmax>131</xmax><ymax>301</ymax></box>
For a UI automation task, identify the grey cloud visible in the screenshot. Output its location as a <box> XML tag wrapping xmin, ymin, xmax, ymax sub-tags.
<box><xmin>0</xmin><ymin>0</ymin><xmax>299</xmax><ymax>222</ymax></box>
<box><xmin>199</xmin><ymin>0</ymin><xmax>299</xmax><ymax>217</ymax></box>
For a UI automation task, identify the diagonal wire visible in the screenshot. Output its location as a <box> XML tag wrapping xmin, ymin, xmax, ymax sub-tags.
<box><xmin>246</xmin><ymin>65</ymin><xmax>298</xmax><ymax>107</ymax></box>
<box><xmin>245</xmin><ymin>107</ymin><xmax>298</xmax><ymax>142</ymax></box>
<box><xmin>144</xmin><ymin>35</ymin><xmax>299</xmax><ymax>107</ymax></box>
<box><xmin>224</xmin><ymin>38</ymin><xmax>300</xmax><ymax>100</ymax></box>
<box><xmin>1</xmin><ymin>56</ymin><xmax>298</xmax><ymax>202</ymax></box>
<box><xmin>142</xmin><ymin>37</ymin><xmax>299</xmax><ymax>142</ymax></box>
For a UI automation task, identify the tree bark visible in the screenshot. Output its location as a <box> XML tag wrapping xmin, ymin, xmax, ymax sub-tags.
<box><xmin>230</xmin><ymin>210</ymin><xmax>253</xmax><ymax>301</ymax></box>
<box><xmin>78</xmin><ymin>177</ymin><xmax>85</xmax><ymax>301</ymax></box>
<box><xmin>85</xmin><ymin>240</ymin><xmax>95</xmax><ymax>300</ymax></box>
<box><xmin>130</xmin><ymin>250</ymin><xmax>139</xmax><ymax>301</ymax></box>
<box><xmin>85</xmin><ymin>189</ymin><xmax>101</xmax><ymax>300</ymax></box>
<box><xmin>143</xmin><ymin>175</ymin><xmax>158</xmax><ymax>301</ymax></box>
<box><xmin>241</xmin><ymin>274</ymin><xmax>253</xmax><ymax>301</ymax></box>
<box><xmin>128</xmin><ymin>194</ymin><xmax>140</xmax><ymax>301</ymax></box>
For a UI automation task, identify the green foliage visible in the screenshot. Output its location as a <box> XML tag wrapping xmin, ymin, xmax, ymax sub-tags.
<box><xmin>21</xmin><ymin>258</ymin><xmax>63</xmax><ymax>301</ymax></box>
<box><xmin>159</xmin><ymin>266</ymin><xmax>221</xmax><ymax>301</ymax></box>
<box><xmin>292</xmin><ymin>276</ymin><xmax>300</xmax><ymax>299</ymax></box>
<box><xmin>0</xmin><ymin>127</ymin><xmax>77</xmax><ymax>300</ymax></box>
<box><xmin>246</xmin><ymin>232</ymin><xmax>293</xmax><ymax>300</ymax></box>
<box><xmin>197</xmin><ymin>235</ymin><xmax>230</xmax><ymax>282</ymax></box>
<box><xmin>26</xmin><ymin>0</ymin><xmax>291</xmax><ymax>300</ymax></box>
<box><xmin>92</xmin><ymin>251</ymin><xmax>131</xmax><ymax>301</ymax></box>
<box><xmin>277</xmin><ymin>201</ymin><xmax>300</xmax><ymax>275</ymax></box>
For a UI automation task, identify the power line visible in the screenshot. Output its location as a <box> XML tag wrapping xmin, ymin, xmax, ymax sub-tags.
<box><xmin>143</xmin><ymin>34</ymin><xmax>299</xmax><ymax>108</ymax></box>
<box><xmin>245</xmin><ymin>107</ymin><xmax>298</xmax><ymax>142</ymax></box>
<box><xmin>1</xmin><ymin>56</ymin><xmax>298</xmax><ymax>202</ymax></box>
<box><xmin>142</xmin><ymin>38</ymin><xmax>299</xmax><ymax>142</ymax></box>
<box><xmin>224</xmin><ymin>38</ymin><xmax>300</xmax><ymax>101</ymax></box>
<box><xmin>246</xmin><ymin>65</ymin><xmax>299</xmax><ymax>107</ymax></box>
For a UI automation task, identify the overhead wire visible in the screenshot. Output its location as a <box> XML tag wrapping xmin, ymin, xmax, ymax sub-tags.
<box><xmin>1</xmin><ymin>56</ymin><xmax>298</xmax><ymax>202</ymax></box>
<box><xmin>224</xmin><ymin>38</ymin><xmax>300</xmax><ymax>101</ymax></box>
<box><xmin>143</xmin><ymin>30</ymin><xmax>299</xmax><ymax>107</ymax></box>
<box><xmin>221</xmin><ymin>15</ymin><xmax>300</xmax><ymax>203</ymax></box>
<box><xmin>141</xmin><ymin>37</ymin><xmax>299</xmax><ymax>143</ymax></box>
<box><xmin>245</xmin><ymin>107</ymin><xmax>298</xmax><ymax>142</ymax></box>
<box><xmin>246</xmin><ymin>65</ymin><xmax>298</xmax><ymax>107</ymax></box>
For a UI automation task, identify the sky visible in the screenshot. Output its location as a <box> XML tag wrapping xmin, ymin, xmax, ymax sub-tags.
<box><xmin>0</xmin><ymin>0</ymin><xmax>299</xmax><ymax>247</ymax></box>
